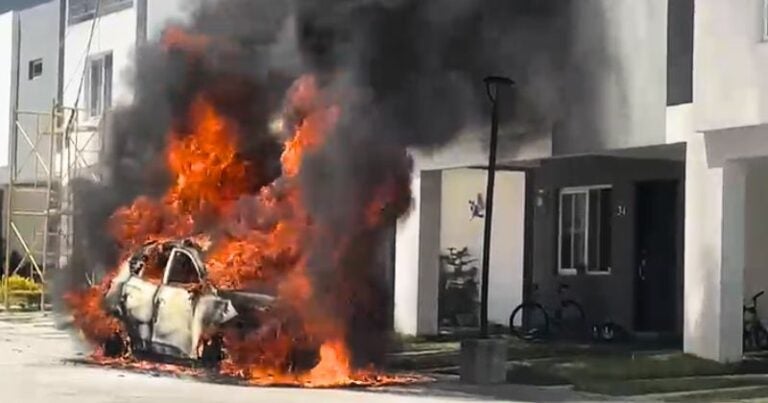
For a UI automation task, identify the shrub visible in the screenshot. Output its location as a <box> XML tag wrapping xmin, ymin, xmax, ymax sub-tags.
<box><xmin>4</xmin><ymin>275</ymin><xmax>41</xmax><ymax>293</ymax></box>
<box><xmin>1</xmin><ymin>275</ymin><xmax>42</xmax><ymax>309</ymax></box>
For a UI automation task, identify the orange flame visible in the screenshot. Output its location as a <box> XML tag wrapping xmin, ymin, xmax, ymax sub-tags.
<box><xmin>305</xmin><ymin>340</ymin><xmax>352</xmax><ymax>386</ymax></box>
<box><xmin>65</xmin><ymin>33</ymin><xmax>418</xmax><ymax>387</ymax></box>
<box><xmin>165</xmin><ymin>98</ymin><xmax>251</xmax><ymax>218</ymax></box>
<box><xmin>64</xmin><ymin>277</ymin><xmax>122</xmax><ymax>344</ymax></box>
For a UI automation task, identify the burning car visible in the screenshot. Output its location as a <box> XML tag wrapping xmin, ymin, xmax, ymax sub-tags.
<box><xmin>102</xmin><ymin>238</ymin><xmax>316</xmax><ymax>369</ymax></box>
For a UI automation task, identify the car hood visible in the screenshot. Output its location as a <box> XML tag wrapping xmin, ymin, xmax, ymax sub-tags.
<box><xmin>217</xmin><ymin>290</ymin><xmax>275</xmax><ymax>311</ymax></box>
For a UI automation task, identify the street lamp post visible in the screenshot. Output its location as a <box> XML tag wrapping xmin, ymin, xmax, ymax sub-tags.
<box><xmin>479</xmin><ymin>76</ymin><xmax>514</xmax><ymax>338</ymax></box>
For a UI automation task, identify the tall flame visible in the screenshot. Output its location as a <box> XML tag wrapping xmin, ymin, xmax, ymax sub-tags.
<box><xmin>65</xmin><ymin>32</ymin><xmax>417</xmax><ymax>385</ymax></box>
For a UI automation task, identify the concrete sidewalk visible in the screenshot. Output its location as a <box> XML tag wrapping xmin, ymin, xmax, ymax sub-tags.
<box><xmin>0</xmin><ymin>312</ymin><xmax>602</xmax><ymax>403</ymax></box>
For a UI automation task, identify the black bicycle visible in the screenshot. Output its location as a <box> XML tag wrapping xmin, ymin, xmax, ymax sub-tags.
<box><xmin>744</xmin><ymin>290</ymin><xmax>768</xmax><ymax>351</ymax></box>
<box><xmin>509</xmin><ymin>283</ymin><xmax>586</xmax><ymax>341</ymax></box>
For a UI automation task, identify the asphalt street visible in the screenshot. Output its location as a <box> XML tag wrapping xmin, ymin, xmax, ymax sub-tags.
<box><xmin>0</xmin><ymin>312</ymin><xmax>595</xmax><ymax>402</ymax></box>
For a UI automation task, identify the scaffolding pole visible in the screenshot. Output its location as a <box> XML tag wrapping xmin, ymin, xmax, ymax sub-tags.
<box><xmin>2</xmin><ymin>103</ymin><xmax>100</xmax><ymax>311</ymax></box>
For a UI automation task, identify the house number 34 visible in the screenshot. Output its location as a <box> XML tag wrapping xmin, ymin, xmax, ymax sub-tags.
<box><xmin>616</xmin><ymin>205</ymin><xmax>627</xmax><ymax>217</ymax></box>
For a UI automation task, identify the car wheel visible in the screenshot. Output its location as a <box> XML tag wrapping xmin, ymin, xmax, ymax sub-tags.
<box><xmin>103</xmin><ymin>332</ymin><xmax>127</xmax><ymax>358</ymax></box>
<box><xmin>200</xmin><ymin>334</ymin><xmax>225</xmax><ymax>368</ymax></box>
<box><xmin>288</xmin><ymin>345</ymin><xmax>321</xmax><ymax>373</ymax></box>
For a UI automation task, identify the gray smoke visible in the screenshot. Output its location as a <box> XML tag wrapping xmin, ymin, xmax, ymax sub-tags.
<box><xmin>61</xmin><ymin>0</ymin><xmax>577</xmax><ymax>367</ymax></box>
<box><xmin>291</xmin><ymin>0</ymin><xmax>571</xmax><ymax>365</ymax></box>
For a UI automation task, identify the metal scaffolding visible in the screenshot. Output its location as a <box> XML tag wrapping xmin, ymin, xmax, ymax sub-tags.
<box><xmin>2</xmin><ymin>104</ymin><xmax>100</xmax><ymax>310</ymax></box>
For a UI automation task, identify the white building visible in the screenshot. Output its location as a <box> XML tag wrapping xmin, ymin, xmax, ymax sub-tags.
<box><xmin>0</xmin><ymin>0</ymin><xmax>199</xmax><ymax>295</ymax></box>
<box><xmin>63</xmin><ymin>0</ymin><xmax>196</xmax><ymax>152</ymax></box>
<box><xmin>0</xmin><ymin>0</ymin><xmax>761</xmax><ymax>363</ymax></box>
<box><xmin>395</xmin><ymin>0</ymin><xmax>768</xmax><ymax>364</ymax></box>
<box><xmin>0</xmin><ymin>0</ymin><xmax>64</xmax><ymax>282</ymax></box>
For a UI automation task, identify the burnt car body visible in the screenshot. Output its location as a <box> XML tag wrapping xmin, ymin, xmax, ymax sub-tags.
<box><xmin>103</xmin><ymin>239</ymin><xmax>283</xmax><ymax>364</ymax></box>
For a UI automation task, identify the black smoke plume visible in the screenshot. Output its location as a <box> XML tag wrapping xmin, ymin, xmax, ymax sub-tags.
<box><xmin>60</xmin><ymin>0</ymin><xmax>573</xmax><ymax>367</ymax></box>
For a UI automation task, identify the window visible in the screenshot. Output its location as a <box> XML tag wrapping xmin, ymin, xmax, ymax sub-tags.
<box><xmin>86</xmin><ymin>52</ymin><xmax>113</xmax><ymax>117</ymax></box>
<box><xmin>68</xmin><ymin>0</ymin><xmax>133</xmax><ymax>25</ymax></box>
<box><xmin>666</xmin><ymin>0</ymin><xmax>693</xmax><ymax>105</ymax></box>
<box><xmin>164</xmin><ymin>250</ymin><xmax>200</xmax><ymax>285</ymax></box>
<box><xmin>28</xmin><ymin>59</ymin><xmax>42</xmax><ymax>80</ymax></box>
<box><xmin>558</xmin><ymin>186</ymin><xmax>613</xmax><ymax>275</ymax></box>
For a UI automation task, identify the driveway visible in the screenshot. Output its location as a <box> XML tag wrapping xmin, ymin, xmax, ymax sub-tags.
<box><xmin>0</xmin><ymin>312</ymin><xmax>600</xmax><ymax>402</ymax></box>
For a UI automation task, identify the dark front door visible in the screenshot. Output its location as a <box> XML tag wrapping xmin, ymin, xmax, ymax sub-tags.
<box><xmin>635</xmin><ymin>181</ymin><xmax>679</xmax><ymax>332</ymax></box>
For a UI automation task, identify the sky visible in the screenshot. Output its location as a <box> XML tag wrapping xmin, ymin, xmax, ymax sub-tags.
<box><xmin>0</xmin><ymin>0</ymin><xmax>51</xmax><ymax>15</ymax></box>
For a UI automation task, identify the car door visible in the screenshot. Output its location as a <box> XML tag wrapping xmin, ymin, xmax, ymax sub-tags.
<box><xmin>115</xmin><ymin>265</ymin><xmax>160</xmax><ymax>351</ymax></box>
<box><xmin>150</xmin><ymin>248</ymin><xmax>200</xmax><ymax>358</ymax></box>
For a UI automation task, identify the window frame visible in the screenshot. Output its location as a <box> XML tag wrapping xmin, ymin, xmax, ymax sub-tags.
<box><xmin>585</xmin><ymin>187</ymin><xmax>613</xmax><ymax>276</ymax></box>
<box><xmin>557</xmin><ymin>185</ymin><xmax>613</xmax><ymax>276</ymax></box>
<box><xmin>85</xmin><ymin>51</ymin><xmax>113</xmax><ymax>118</ymax></box>
<box><xmin>28</xmin><ymin>59</ymin><xmax>43</xmax><ymax>80</ymax></box>
<box><xmin>162</xmin><ymin>249</ymin><xmax>203</xmax><ymax>286</ymax></box>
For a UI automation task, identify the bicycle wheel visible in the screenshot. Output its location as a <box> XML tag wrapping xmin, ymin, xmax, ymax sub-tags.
<box><xmin>557</xmin><ymin>300</ymin><xmax>586</xmax><ymax>340</ymax></box>
<box><xmin>756</xmin><ymin>326</ymin><xmax>768</xmax><ymax>350</ymax></box>
<box><xmin>509</xmin><ymin>302</ymin><xmax>549</xmax><ymax>341</ymax></box>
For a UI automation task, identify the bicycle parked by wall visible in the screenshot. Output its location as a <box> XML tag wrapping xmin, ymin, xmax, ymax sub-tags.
<box><xmin>509</xmin><ymin>283</ymin><xmax>586</xmax><ymax>341</ymax></box>
<box><xmin>744</xmin><ymin>290</ymin><xmax>768</xmax><ymax>351</ymax></box>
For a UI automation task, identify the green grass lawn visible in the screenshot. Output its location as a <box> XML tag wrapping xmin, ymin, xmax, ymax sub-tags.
<box><xmin>559</xmin><ymin>353</ymin><xmax>733</xmax><ymax>381</ymax></box>
<box><xmin>579</xmin><ymin>377</ymin><xmax>768</xmax><ymax>397</ymax></box>
<box><xmin>509</xmin><ymin>353</ymin><xmax>768</xmax><ymax>396</ymax></box>
<box><xmin>388</xmin><ymin>334</ymin><xmax>677</xmax><ymax>371</ymax></box>
<box><xmin>664</xmin><ymin>385</ymin><xmax>768</xmax><ymax>402</ymax></box>
<box><xmin>391</xmin><ymin>334</ymin><xmax>768</xmax><ymax>399</ymax></box>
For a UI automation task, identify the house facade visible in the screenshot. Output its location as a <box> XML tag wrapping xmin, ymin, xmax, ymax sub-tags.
<box><xmin>0</xmin><ymin>0</ymin><xmax>199</xmax><ymax>293</ymax></box>
<box><xmin>395</xmin><ymin>0</ymin><xmax>768</xmax><ymax>364</ymax></box>
<box><xmin>2</xmin><ymin>0</ymin><xmax>767</xmax><ymax>364</ymax></box>
<box><xmin>0</xmin><ymin>0</ymin><xmax>64</xmax><ymax>281</ymax></box>
<box><xmin>0</xmin><ymin>0</ymin><xmax>61</xmax><ymax>184</ymax></box>
<box><xmin>394</xmin><ymin>0</ymin><xmax>681</xmax><ymax>337</ymax></box>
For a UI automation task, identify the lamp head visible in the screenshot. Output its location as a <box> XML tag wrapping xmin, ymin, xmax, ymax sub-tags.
<box><xmin>483</xmin><ymin>76</ymin><xmax>515</xmax><ymax>87</ymax></box>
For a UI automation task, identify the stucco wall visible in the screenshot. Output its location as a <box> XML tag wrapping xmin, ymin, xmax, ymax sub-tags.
<box><xmin>682</xmin><ymin>125</ymin><xmax>768</xmax><ymax>362</ymax></box>
<box><xmin>683</xmin><ymin>134</ymin><xmax>734</xmax><ymax>361</ymax></box>
<box><xmin>439</xmin><ymin>168</ymin><xmax>525</xmax><ymax>326</ymax></box>
<box><xmin>64</xmin><ymin>7</ymin><xmax>136</xmax><ymax>114</ymax></box>
<box><xmin>394</xmin><ymin>168</ymin><xmax>527</xmax><ymax>335</ymax></box>
<box><xmin>666</xmin><ymin>104</ymin><xmax>694</xmax><ymax>144</ymax></box>
<box><xmin>555</xmin><ymin>0</ymin><xmax>668</xmax><ymax>155</ymax></box>
<box><xmin>394</xmin><ymin>170</ymin><xmax>442</xmax><ymax>335</ymax></box>
<box><xmin>14</xmin><ymin>1</ymin><xmax>59</xmax><ymax>183</ymax></box>
<box><xmin>414</xmin><ymin>0</ymin><xmax>671</xmax><ymax>162</ymax></box>
<box><xmin>531</xmin><ymin>156</ymin><xmax>684</xmax><ymax>332</ymax></box>
<box><xmin>0</xmin><ymin>11</ymin><xmax>15</xmax><ymax>169</ymax></box>
<box><xmin>18</xmin><ymin>2</ymin><xmax>58</xmax><ymax>113</ymax></box>
<box><xmin>63</xmin><ymin>7</ymin><xmax>136</xmax><ymax>170</ymax></box>
<box><xmin>693</xmin><ymin>0</ymin><xmax>768</xmax><ymax>131</ymax></box>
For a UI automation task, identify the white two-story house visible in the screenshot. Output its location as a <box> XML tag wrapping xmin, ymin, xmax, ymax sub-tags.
<box><xmin>394</xmin><ymin>0</ymin><xmax>768</xmax><ymax>364</ymax></box>
<box><xmin>5</xmin><ymin>0</ymin><xmax>768</xmax><ymax>364</ymax></box>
